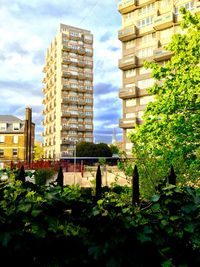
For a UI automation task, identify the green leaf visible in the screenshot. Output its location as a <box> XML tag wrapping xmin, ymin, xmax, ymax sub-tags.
<box><xmin>151</xmin><ymin>194</ymin><xmax>160</xmax><ymax>202</ymax></box>
<box><xmin>17</xmin><ymin>203</ymin><xmax>32</xmax><ymax>213</ymax></box>
<box><xmin>31</xmin><ymin>209</ymin><xmax>42</xmax><ymax>217</ymax></box>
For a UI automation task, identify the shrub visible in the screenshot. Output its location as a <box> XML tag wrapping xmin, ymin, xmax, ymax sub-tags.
<box><xmin>34</xmin><ymin>168</ymin><xmax>54</xmax><ymax>186</ymax></box>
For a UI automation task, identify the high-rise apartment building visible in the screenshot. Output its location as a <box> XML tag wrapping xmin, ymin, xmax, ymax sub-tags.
<box><xmin>42</xmin><ymin>24</ymin><xmax>93</xmax><ymax>159</ymax></box>
<box><xmin>118</xmin><ymin>0</ymin><xmax>200</xmax><ymax>155</ymax></box>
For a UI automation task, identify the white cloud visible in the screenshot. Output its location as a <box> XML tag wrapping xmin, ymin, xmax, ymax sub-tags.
<box><xmin>0</xmin><ymin>0</ymin><xmax>122</xmax><ymax>143</ymax></box>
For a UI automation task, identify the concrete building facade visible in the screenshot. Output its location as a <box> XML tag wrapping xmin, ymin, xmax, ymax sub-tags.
<box><xmin>42</xmin><ymin>24</ymin><xmax>93</xmax><ymax>159</ymax></box>
<box><xmin>118</xmin><ymin>0</ymin><xmax>200</xmax><ymax>155</ymax></box>
<box><xmin>0</xmin><ymin>108</ymin><xmax>35</xmax><ymax>168</ymax></box>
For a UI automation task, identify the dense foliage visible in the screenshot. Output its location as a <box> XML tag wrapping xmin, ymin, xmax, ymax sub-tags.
<box><xmin>76</xmin><ymin>142</ymin><xmax>112</xmax><ymax>157</ymax></box>
<box><xmin>0</xmin><ymin>178</ymin><xmax>200</xmax><ymax>266</ymax></box>
<box><xmin>129</xmin><ymin>10</ymin><xmax>200</xmax><ymax>187</ymax></box>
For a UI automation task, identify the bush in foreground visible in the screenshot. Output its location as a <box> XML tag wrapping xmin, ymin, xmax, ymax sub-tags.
<box><xmin>0</xmin><ymin>180</ymin><xmax>200</xmax><ymax>266</ymax></box>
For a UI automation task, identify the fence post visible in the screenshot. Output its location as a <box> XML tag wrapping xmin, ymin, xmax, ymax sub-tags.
<box><xmin>132</xmin><ymin>165</ymin><xmax>140</xmax><ymax>205</ymax></box>
<box><xmin>168</xmin><ymin>165</ymin><xmax>176</xmax><ymax>185</ymax></box>
<box><xmin>96</xmin><ymin>164</ymin><xmax>102</xmax><ymax>201</ymax></box>
<box><xmin>56</xmin><ymin>166</ymin><xmax>64</xmax><ymax>188</ymax></box>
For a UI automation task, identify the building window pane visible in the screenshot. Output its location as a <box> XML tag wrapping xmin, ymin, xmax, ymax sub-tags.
<box><xmin>0</xmin><ymin>149</ymin><xmax>4</xmax><ymax>157</ymax></box>
<box><xmin>12</xmin><ymin>149</ymin><xmax>18</xmax><ymax>157</ymax></box>
<box><xmin>0</xmin><ymin>136</ymin><xmax>5</xmax><ymax>143</ymax></box>
<box><xmin>13</xmin><ymin>135</ymin><xmax>18</xmax><ymax>144</ymax></box>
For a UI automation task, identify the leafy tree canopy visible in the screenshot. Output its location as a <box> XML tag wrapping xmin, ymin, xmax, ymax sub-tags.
<box><xmin>76</xmin><ymin>142</ymin><xmax>112</xmax><ymax>157</ymax></box>
<box><xmin>34</xmin><ymin>143</ymin><xmax>44</xmax><ymax>161</ymax></box>
<box><xmin>129</xmin><ymin>9</ymin><xmax>200</xmax><ymax>182</ymax></box>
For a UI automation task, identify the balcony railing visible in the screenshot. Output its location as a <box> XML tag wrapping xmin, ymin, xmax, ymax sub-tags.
<box><xmin>118</xmin><ymin>55</ymin><xmax>137</xmax><ymax>70</ymax></box>
<box><xmin>118</xmin><ymin>0</ymin><xmax>137</xmax><ymax>14</ymax></box>
<box><xmin>119</xmin><ymin>86</ymin><xmax>137</xmax><ymax>99</ymax></box>
<box><xmin>153</xmin><ymin>48</ymin><xmax>173</xmax><ymax>61</ymax></box>
<box><xmin>118</xmin><ymin>26</ymin><xmax>136</xmax><ymax>41</ymax></box>
<box><xmin>119</xmin><ymin>118</ymin><xmax>136</xmax><ymax>129</ymax></box>
<box><xmin>154</xmin><ymin>12</ymin><xmax>174</xmax><ymax>30</ymax></box>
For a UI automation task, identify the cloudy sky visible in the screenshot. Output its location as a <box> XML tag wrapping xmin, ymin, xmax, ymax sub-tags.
<box><xmin>0</xmin><ymin>0</ymin><xmax>123</xmax><ymax>143</ymax></box>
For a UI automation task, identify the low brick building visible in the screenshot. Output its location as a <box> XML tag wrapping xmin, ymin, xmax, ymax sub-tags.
<box><xmin>0</xmin><ymin>108</ymin><xmax>35</xmax><ymax>168</ymax></box>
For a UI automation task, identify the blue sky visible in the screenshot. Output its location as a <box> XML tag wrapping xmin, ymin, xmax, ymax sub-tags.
<box><xmin>0</xmin><ymin>0</ymin><xmax>123</xmax><ymax>143</ymax></box>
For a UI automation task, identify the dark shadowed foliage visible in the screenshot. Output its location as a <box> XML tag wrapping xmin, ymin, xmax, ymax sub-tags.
<box><xmin>16</xmin><ymin>165</ymin><xmax>26</xmax><ymax>182</ymax></box>
<box><xmin>96</xmin><ymin>164</ymin><xmax>102</xmax><ymax>201</ymax></box>
<box><xmin>132</xmin><ymin>165</ymin><xmax>140</xmax><ymax>205</ymax></box>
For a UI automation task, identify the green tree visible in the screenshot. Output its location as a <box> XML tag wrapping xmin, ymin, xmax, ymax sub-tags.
<box><xmin>109</xmin><ymin>144</ymin><xmax>119</xmax><ymax>156</ymax></box>
<box><xmin>33</xmin><ymin>143</ymin><xmax>44</xmax><ymax>161</ymax></box>
<box><xmin>76</xmin><ymin>142</ymin><xmax>112</xmax><ymax>157</ymax></box>
<box><xmin>130</xmin><ymin>9</ymin><xmax>200</xmax><ymax>187</ymax></box>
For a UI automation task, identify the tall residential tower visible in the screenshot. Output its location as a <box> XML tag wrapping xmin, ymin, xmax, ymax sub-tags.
<box><xmin>118</xmin><ymin>0</ymin><xmax>200</xmax><ymax>155</ymax></box>
<box><xmin>42</xmin><ymin>24</ymin><xmax>93</xmax><ymax>159</ymax></box>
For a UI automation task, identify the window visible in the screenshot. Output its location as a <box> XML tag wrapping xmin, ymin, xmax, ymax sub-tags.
<box><xmin>0</xmin><ymin>149</ymin><xmax>4</xmax><ymax>157</ymax></box>
<box><xmin>125</xmin><ymin>40</ymin><xmax>136</xmax><ymax>49</ymax></box>
<box><xmin>137</xmin><ymin>47</ymin><xmax>153</xmax><ymax>58</ymax></box>
<box><xmin>85</xmin><ymin>124</ymin><xmax>92</xmax><ymax>129</ymax></box>
<box><xmin>137</xmin><ymin>16</ymin><xmax>153</xmax><ymax>29</ymax></box>
<box><xmin>138</xmin><ymin>33</ymin><xmax>156</xmax><ymax>45</ymax></box>
<box><xmin>139</xmin><ymin>67</ymin><xmax>151</xmax><ymax>75</ymax></box>
<box><xmin>126</xmin><ymin>99</ymin><xmax>137</xmax><ymax>107</ymax></box>
<box><xmin>138</xmin><ymin>3</ymin><xmax>155</xmax><ymax>15</ymax></box>
<box><xmin>126</xmin><ymin>113</ymin><xmax>136</xmax><ymax>119</ymax></box>
<box><xmin>0</xmin><ymin>123</ymin><xmax>6</xmax><ymax>131</ymax></box>
<box><xmin>13</xmin><ymin>135</ymin><xmax>18</xmax><ymax>144</ymax></box>
<box><xmin>140</xmin><ymin>95</ymin><xmax>154</xmax><ymax>105</ymax></box>
<box><xmin>138</xmin><ymin>78</ymin><xmax>155</xmax><ymax>89</ymax></box>
<box><xmin>12</xmin><ymin>149</ymin><xmax>18</xmax><ymax>157</ymax></box>
<box><xmin>124</xmin><ymin>11</ymin><xmax>134</xmax><ymax>25</ymax></box>
<box><xmin>13</xmin><ymin>123</ymin><xmax>20</xmax><ymax>131</ymax></box>
<box><xmin>175</xmin><ymin>1</ymin><xmax>194</xmax><ymax>15</ymax></box>
<box><xmin>0</xmin><ymin>136</ymin><xmax>5</xmax><ymax>143</ymax></box>
<box><xmin>125</xmin><ymin>69</ymin><xmax>136</xmax><ymax>78</ymax></box>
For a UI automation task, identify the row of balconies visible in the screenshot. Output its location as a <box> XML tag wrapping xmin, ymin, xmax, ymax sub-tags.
<box><xmin>61</xmin><ymin>124</ymin><xmax>93</xmax><ymax>131</ymax></box>
<box><xmin>62</xmin><ymin>57</ymin><xmax>93</xmax><ymax>68</ymax></box>
<box><xmin>61</xmin><ymin>135</ymin><xmax>93</xmax><ymax>145</ymax></box>
<box><xmin>62</xmin><ymin>83</ymin><xmax>93</xmax><ymax>93</ymax></box>
<box><xmin>62</xmin><ymin>70</ymin><xmax>93</xmax><ymax>81</ymax></box>
<box><xmin>119</xmin><ymin>118</ymin><xmax>142</xmax><ymax>129</ymax></box>
<box><xmin>67</xmin><ymin>33</ymin><xmax>93</xmax><ymax>44</ymax></box>
<box><xmin>118</xmin><ymin>12</ymin><xmax>175</xmax><ymax>41</ymax></box>
<box><xmin>61</xmin><ymin>97</ymin><xmax>93</xmax><ymax>105</ymax></box>
<box><xmin>61</xmin><ymin>110</ymin><xmax>93</xmax><ymax>118</ymax></box>
<box><xmin>62</xmin><ymin>45</ymin><xmax>93</xmax><ymax>56</ymax></box>
<box><xmin>118</xmin><ymin>48</ymin><xmax>173</xmax><ymax>70</ymax></box>
<box><xmin>118</xmin><ymin>86</ymin><xmax>149</xmax><ymax>100</ymax></box>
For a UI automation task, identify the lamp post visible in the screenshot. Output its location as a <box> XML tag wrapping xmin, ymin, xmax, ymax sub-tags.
<box><xmin>73</xmin><ymin>139</ymin><xmax>78</xmax><ymax>184</ymax></box>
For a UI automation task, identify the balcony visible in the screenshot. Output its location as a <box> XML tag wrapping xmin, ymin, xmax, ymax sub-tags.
<box><xmin>62</xmin><ymin>58</ymin><xmax>71</xmax><ymax>65</ymax></box>
<box><xmin>62</xmin><ymin>45</ymin><xmax>71</xmax><ymax>51</ymax></box>
<box><xmin>118</xmin><ymin>26</ymin><xmax>136</xmax><ymax>41</ymax></box>
<box><xmin>79</xmin><ymin>72</ymin><xmax>86</xmax><ymax>80</ymax></box>
<box><xmin>62</xmin><ymin>71</ymin><xmax>71</xmax><ymax>78</ymax></box>
<box><xmin>154</xmin><ymin>12</ymin><xmax>174</xmax><ymax>30</ymax></box>
<box><xmin>119</xmin><ymin>118</ymin><xmax>136</xmax><ymax>129</ymax></box>
<box><xmin>78</xmin><ymin>86</ymin><xmax>86</xmax><ymax>93</ymax></box>
<box><xmin>77</xmin><ymin>47</ymin><xmax>85</xmax><ymax>55</ymax></box>
<box><xmin>118</xmin><ymin>0</ymin><xmax>137</xmax><ymax>14</ymax></box>
<box><xmin>61</xmin><ymin>111</ymin><xmax>71</xmax><ymax>117</ymax></box>
<box><xmin>61</xmin><ymin>138</ymin><xmax>71</xmax><ymax>145</ymax></box>
<box><xmin>153</xmin><ymin>48</ymin><xmax>173</xmax><ymax>61</ymax></box>
<box><xmin>139</xmin><ymin>0</ymin><xmax>156</xmax><ymax>5</ymax></box>
<box><xmin>84</xmin><ymin>35</ymin><xmax>93</xmax><ymax>44</ymax></box>
<box><xmin>77</xmin><ymin>61</ymin><xmax>86</xmax><ymax>67</ymax></box>
<box><xmin>119</xmin><ymin>86</ymin><xmax>137</xmax><ymax>99</ymax></box>
<box><xmin>118</xmin><ymin>55</ymin><xmax>137</xmax><ymax>70</ymax></box>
